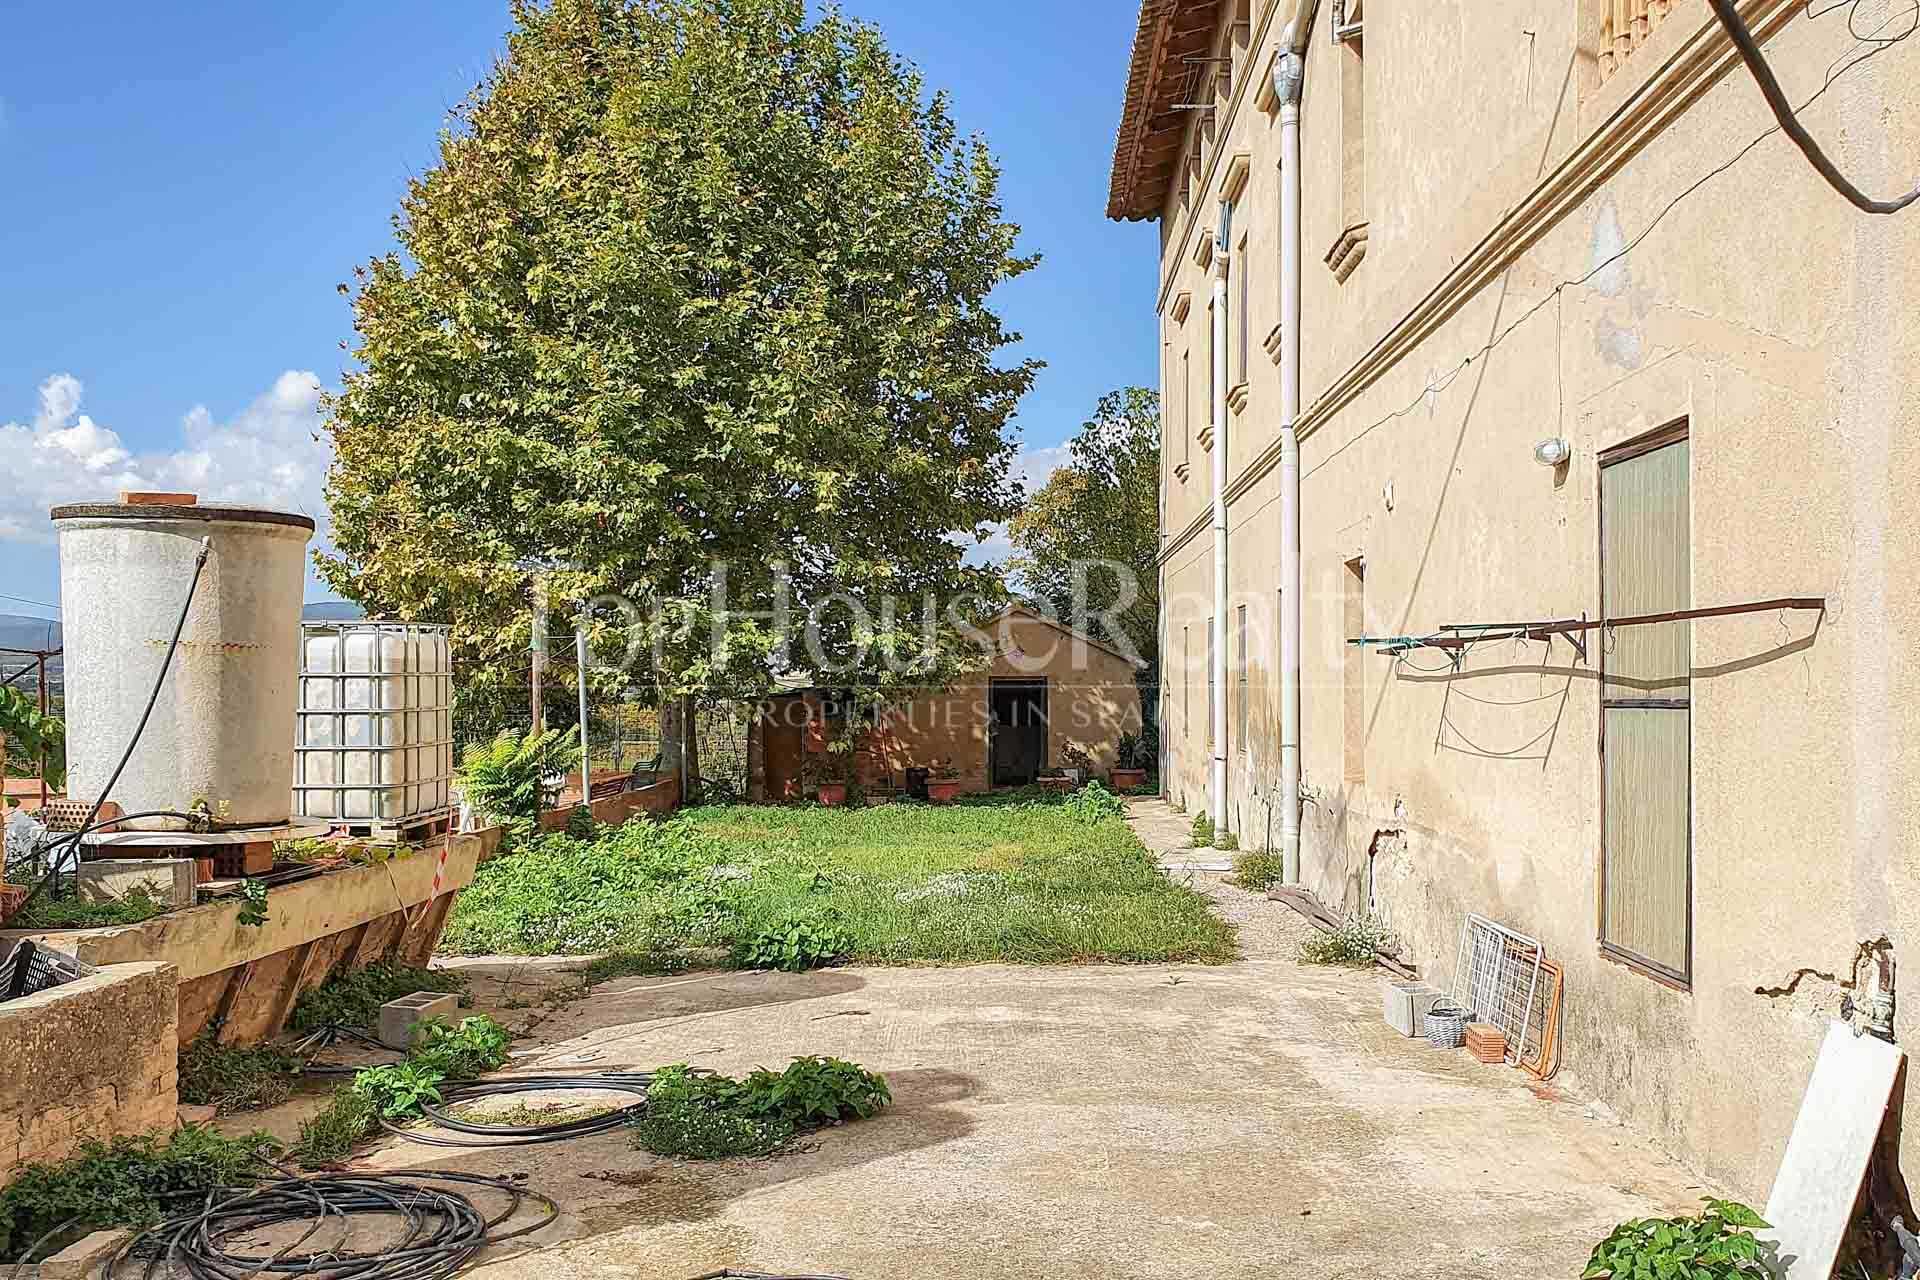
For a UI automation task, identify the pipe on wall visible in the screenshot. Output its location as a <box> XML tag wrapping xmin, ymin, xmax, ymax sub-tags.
<box><xmin>1275</xmin><ymin>5</ymin><xmax>1316</xmax><ymax>883</ymax></box>
<box><xmin>1210</xmin><ymin>204</ymin><xmax>1232</xmax><ymax>842</ymax></box>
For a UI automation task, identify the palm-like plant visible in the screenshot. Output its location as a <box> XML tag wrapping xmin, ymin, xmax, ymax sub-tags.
<box><xmin>0</xmin><ymin>686</ymin><xmax>65</xmax><ymax>797</ymax></box>
<box><xmin>457</xmin><ymin>726</ymin><xmax>578</xmax><ymax>835</ymax></box>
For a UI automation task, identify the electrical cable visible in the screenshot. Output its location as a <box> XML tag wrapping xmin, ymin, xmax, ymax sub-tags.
<box><xmin>1710</xmin><ymin>0</ymin><xmax>1920</xmax><ymax>213</ymax></box>
<box><xmin>100</xmin><ymin>1170</ymin><xmax>557</xmax><ymax>1280</ymax></box>
<box><xmin>381</xmin><ymin>1073</ymin><xmax>658</xmax><ymax>1148</ymax></box>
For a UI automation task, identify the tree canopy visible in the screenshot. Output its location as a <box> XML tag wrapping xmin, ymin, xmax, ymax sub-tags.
<box><xmin>1007</xmin><ymin>387</ymin><xmax>1161</xmax><ymax>681</ymax></box>
<box><xmin>321</xmin><ymin>0</ymin><xmax>1037</xmax><ymax>701</ymax></box>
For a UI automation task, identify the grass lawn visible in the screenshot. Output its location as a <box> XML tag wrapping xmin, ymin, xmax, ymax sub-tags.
<box><xmin>441</xmin><ymin>791</ymin><xmax>1236</xmax><ymax>967</ymax></box>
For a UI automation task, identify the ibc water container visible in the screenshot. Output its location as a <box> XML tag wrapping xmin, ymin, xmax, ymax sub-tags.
<box><xmin>294</xmin><ymin>622</ymin><xmax>453</xmax><ymax>826</ymax></box>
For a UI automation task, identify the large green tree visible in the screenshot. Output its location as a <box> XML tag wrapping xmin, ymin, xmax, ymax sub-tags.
<box><xmin>1007</xmin><ymin>387</ymin><xmax>1161</xmax><ymax>683</ymax></box>
<box><xmin>321</xmin><ymin>0</ymin><xmax>1036</xmax><ymax>701</ymax></box>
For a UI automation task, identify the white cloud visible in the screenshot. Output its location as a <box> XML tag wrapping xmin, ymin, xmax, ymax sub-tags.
<box><xmin>0</xmin><ymin>371</ymin><xmax>332</xmax><ymax>544</ymax></box>
<box><xmin>1012</xmin><ymin>442</ymin><xmax>1071</xmax><ymax>495</ymax></box>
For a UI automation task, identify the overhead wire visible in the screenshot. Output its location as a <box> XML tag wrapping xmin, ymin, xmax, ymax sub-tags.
<box><xmin>1711</xmin><ymin>0</ymin><xmax>1920</xmax><ymax>212</ymax></box>
<box><xmin>1301</xmin><ymin>1</ymin><xmax>1916</xmax><ymax>483</ymax></box>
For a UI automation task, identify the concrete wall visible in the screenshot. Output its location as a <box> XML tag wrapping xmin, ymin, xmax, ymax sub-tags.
<box><xmin>1139</xmin><ymin>0</ymin><xmax>1919</xmax><ymax>1197</ymax></box>
<box><xmin>0</xmin><ymin>961</ymin><xmax>178</xmax><ymax>1183</ymax></box>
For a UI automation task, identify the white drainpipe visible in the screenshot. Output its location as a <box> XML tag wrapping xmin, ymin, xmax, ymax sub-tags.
<box><xmin>1274</xmin><ymin>13</ymin><xmax>1312</xmax><ymax>882</ymax></box>
<box><xmin>1210</xmin><ymin>205</ymin><xmax>1231</xmax><ymax>844</ymax></box>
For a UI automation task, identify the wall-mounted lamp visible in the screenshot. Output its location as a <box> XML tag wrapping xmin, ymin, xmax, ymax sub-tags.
<box><xmin>1532</xmin><ymin>437</ymin><xmax>1572</xmax><ymax>468</ymax></box>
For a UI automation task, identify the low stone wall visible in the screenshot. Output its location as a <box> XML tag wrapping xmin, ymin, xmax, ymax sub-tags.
<box><xmin>537</xmin><ymin>774</ymin><xmax>681</xmax><ymax>831</ymax></box>
<box><xmin>0</xmin><ymin>961</ymin><xmax>178</xmax><ymax>1183</ymax></box>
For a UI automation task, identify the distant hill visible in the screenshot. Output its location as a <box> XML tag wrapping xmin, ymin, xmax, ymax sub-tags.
<box><xmin>302</xmin><ymin>601</ymin><xmax>366</xmax><ymax>621</ymax></box>
<box><xmin>0</xmin><ymin>615</ymin><xmax>63</xmax><ymax>696</ymax></box>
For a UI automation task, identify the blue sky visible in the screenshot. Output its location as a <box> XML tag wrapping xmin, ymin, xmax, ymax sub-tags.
<box><xmin>0</xmin><ymin>0</ymin><xmax>1159</xmax><ymax>617</ymax></box>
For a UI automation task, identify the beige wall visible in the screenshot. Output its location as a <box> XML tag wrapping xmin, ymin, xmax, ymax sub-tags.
<box><xmin>0</xmin><ymin>961</ymin><xmax>178</xmax><ymax>1181</ymax></box>
<box><xmin>1143</xmin><ymin>0</ymin><xmax>1920</xmax><ymax>1197</ymax></box>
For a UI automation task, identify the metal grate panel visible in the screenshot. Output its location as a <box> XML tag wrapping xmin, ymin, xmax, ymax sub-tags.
<box><xmin>1449</xmin><ymin>913</ymin><xmax>1544</xmax><ymax>1067</ymax></box>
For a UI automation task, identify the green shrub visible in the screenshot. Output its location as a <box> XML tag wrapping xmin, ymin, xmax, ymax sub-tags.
<box><xmin>1230</xmin><ymin>850</ymin><xmax>1286</xmax><ymax>890</ymax></box>
<box><xmin>565</xmin><ymin>804</ymin><xmax>597</xmax><ymax>839</ymax></box>
<box><xmin>459</xmin><ymin>726</ymin><xmax>578</xmax><ymax>835</ymax></box>
<box><xmin>292</xmin><ymin>1091</ymin><xmax>377</xmax><ymax>1168</ymax></box>
<box><xmin>351</xmin><ymin>1061</ymin><xmax>447</xmax><ymax>1119</ymax></box>
<box><xmin>1062</xmin><ymin>780</ymin><xmax>1126</xmax><ymax>823</ymax></box>
<box><xmin>0</xmin><ymin>1127</ymin><xmax>270</xmax><ymax>1262</ymax></box>
<box><xmin>742</xmin><ymin>1056</ymin><xmax>891</xmax><ymax>1128</ymax></box>
<box><xmin>410</xmin><ymin>1015</ymin><xmax>511</xmax><ymax>1080</ymax></box>
<box><xmin>732</xmin><ymin>910</ymin><xmax>852</xmax><ymax>972</ymax></box>
<box><xmin>1299</xmin><ymin>914</ymin><xmax>1398</xmax><ymax>967</ymax></box>
<box><xmin>1216</xmin><ymin>831</ymin><xmax>1239</xmax><ymax>851</ymax></box>
<box><xmin>287</xmin><ymin>963</ymin><xmax>467</xmax><ymax>1032</ymax></box>
<box><xmin>177</xmin><ymin>1036</ymin><xmax>300</xmax><ymax>1112</ymax></box>
<box><xmin>633</xmin><ymin>1058</ymin><xmax>890</xmax><ymax>1161</ymax></box>
<box><xmin>1583</xmin><ymin>1200</ymin><xmax>1776</xmax><ymax>1279</ymax></box>
<box><xmin>1190</xmin><ymin>812</ymin><xmax>1214</xmax><ymax>846</ymax></box>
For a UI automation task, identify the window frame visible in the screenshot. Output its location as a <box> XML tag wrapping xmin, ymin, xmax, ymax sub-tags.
<box><xmin>1596</xmin><ymin>417</ymin><xmax>1694</xmax><ymax>991</ymax></box>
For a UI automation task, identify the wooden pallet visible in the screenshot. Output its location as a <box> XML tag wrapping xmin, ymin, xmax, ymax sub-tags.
<box><xmin>333</xmin><ymin>810</ymin><xmax>454</xmax><ymax>845</ymax></box>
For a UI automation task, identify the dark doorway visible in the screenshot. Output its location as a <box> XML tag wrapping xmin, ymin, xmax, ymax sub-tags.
<box><xmin>990</xmin><ymin>679</ymin><xmax>1048</xmax><ymax>786</ymax></box>
<box><xmin>762</xmin><ymin>702</ymin><xmax>806</xmax><ymax>802</ymax></box>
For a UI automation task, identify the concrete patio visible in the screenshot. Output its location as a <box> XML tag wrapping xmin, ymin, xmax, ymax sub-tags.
<box><xmin>348</xmin><ymin>873</ymin><xmax>1714</xmax><ymax>1279</ymax></box>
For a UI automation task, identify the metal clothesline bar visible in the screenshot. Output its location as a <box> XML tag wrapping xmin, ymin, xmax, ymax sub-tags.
<box><xmin>1351</xmin><ymin>596</ymin><xmax>1825</xmax><ymax>654</ymax></box>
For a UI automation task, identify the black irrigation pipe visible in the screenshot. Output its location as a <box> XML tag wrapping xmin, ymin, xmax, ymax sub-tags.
<box><xmin>100</xmin><ymin>1170</ymin><xmax>556</xmax><ymax>1280</ymax></box>
<box><xmin>381</xmin><ymin>1074</ymin><xmax>659</xmax><ymax>1148</ymax></box>
<box><xmin>686</xmin><ymin>1272</ymin><xmax>852</xmax><ymax>1280</ymax></box>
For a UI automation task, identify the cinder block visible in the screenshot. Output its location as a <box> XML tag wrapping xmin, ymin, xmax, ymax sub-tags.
<box><xmin>1382</xmin><ymin>980</ymin><xmax>1444</xmax><ymax>1037</ymax></box>
<box><xmin>77</xmin><ymin>859</ymin><xmax>195</xmax><ymax>909</ymax></box>
<box><xmin>378</xmin><ymin>991</ymin><xmax>460</xmax><ymax>1050</ymax></box>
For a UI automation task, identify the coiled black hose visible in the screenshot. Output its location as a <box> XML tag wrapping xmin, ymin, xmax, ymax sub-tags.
<box><xmin>101</xmin><ymin>1170</ymin><xmax>556</xmax><ymax>1280</ymax></box>
<box><xmin>381</xmin><ymin>1073</ymin><xmax>658</xmax><ymax>1148</ymax></box>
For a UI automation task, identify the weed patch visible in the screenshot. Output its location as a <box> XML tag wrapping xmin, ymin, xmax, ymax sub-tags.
<box><xmin>633</xmin><ymin>1057</ymin><xmax>890</xmax><ymax>1161</ymax></box>
<box><xmin>0</xmin><ymin>1127</ymin><xmax>271</xmax><ymax>1262</ymax></box>
<box><xmin>8</xmin><ymin>885</ymin><xmax>169</xmax><ymax>930</ymax></box>
<box><xmin>1300</xmin><ymin>914</ymin><xmax>1399</xmax><ymax>967</ymax></box>
<box><xmin>293</xmin><ymin>1091</ymin><xmax>377</xmax><ymax>1168</ymax></box>
<box><xmin>287</xmin><ymin>963</ymin><xmax>467</xmax><ymax>1032</ymax></box>
<box><xmin>177</xmin><ymin>1036</ymin><xmax>300</xmax><ymax>1113</ymax></box>
<box><xmin>1230</xmin><ymin>850</ymin><xmax>1286</xmax><ymax>890</ymax></box>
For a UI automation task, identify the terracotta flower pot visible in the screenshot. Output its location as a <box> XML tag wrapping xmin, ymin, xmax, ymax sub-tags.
<box><xmin>926</xmin><ymin>779</ymin><xmax>962</xmax><ymax>804</ymax></box>
<box><xmin>816</xmin><ymin>782</ymin><xmax>848</xmax><ymax>807</ymax></box>
<box><xmin>1110</xmin><ymin>768</ymin><xmax>1147</xmax><ymax>790</ymax></box>
<box><xmin>1039</xmin><ymin>777</ymin><xmax>1074</xmax><ymax>792</ymax></box>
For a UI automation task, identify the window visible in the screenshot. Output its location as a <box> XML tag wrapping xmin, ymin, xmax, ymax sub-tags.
<box><xmin>1234</xmin><ymin>233</ymin><xmax>1250</xmax><ymax>387</ymax></box>
<box><xmin>1343</xmin><ymin>559</ymin><xmax>1365</xmax><ymax>782</ymax></box>
<box><xmin>1206</xmin><ymin>618</ymin><xmax>1216</xmax><ymax>752</ymax></box>
<box><xmin>1326</xmin><ymin>11</ymin><xmax>1368</xmax><ymax>281</ymax></box>
<box><xmin>1205</xmin><ymin>299</ymin><xmax>1216</xmax><ymax>427</ymax></box>
<box><xmin>1331</xmin><ymin>0</ymin><xmax>1363</xmax><ymax>42</ymax></box>
<box><xmin>1234</xmin><ymin>604</ymin><xmax>1248</xmax><ymax>751</ymax></box>
<box><xmin>1181</xmin><ymin>349</ymin><xmax>1192</xmax><ymax>470</ymax></box>
<box><xmin>1183</xmin><ymin>624</ymin><xmax>1192</xmax><ymax>742</ymax></box>
<box><xmin>1599</xmin><ymin>421</ymin><xmax>1691</xmax><ymax>985</ymax></box>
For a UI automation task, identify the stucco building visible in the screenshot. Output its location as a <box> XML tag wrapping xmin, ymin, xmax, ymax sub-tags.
<box><xmin>746</xmin><ymin>607</ymin><xmax>1146</xmax><ymax>800</ymax></box>
<box><xmin>1108</xmin><ymin>0</ymin><xmax>1919</xmax><ymax>1200</ymax></box>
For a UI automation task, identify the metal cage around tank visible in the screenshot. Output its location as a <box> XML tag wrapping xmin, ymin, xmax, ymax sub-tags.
<box><xmin>293</xmin><ymin>622</ymin><xmax>454</xmax><ymax>828</ymax></box>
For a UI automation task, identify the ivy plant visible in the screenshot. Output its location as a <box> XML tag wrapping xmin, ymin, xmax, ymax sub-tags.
<box><xmin>1583</xmin><ymin>1199</ymin><xmax>1777</xmax><ymax>1280</ymax></box>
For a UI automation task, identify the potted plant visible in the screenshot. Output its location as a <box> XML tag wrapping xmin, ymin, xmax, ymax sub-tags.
<box><xmin>1110</xmin><ymin>731</ymin><xmax>1149</xmax><ymax>791</ymax></box>
<box><xmin>925</xmin><ymin>759</ymin><xmax>962</xmax><ymax>805</ymax></box>
<box><xmin>1059</xmin><ymin>743</ymin><xmax>1093</xmax><ymax>785</ymax></box>
<box><xmin>809</xmin><ymin>736</ymin><xmax>857</xmax><ymax>807</ymax></box>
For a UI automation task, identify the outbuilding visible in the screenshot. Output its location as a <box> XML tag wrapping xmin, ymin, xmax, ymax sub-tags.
<box><xmin>746</xmin><ymin>607</ymin><xmax>1146</xmax><ymax>801</ymax></box>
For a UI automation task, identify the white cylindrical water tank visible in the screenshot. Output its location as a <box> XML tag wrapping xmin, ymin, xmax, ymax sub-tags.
<box><xmin>53</xmin><ymin>497</ymin><xmax>314</xmax><ymax>830</ymax></box>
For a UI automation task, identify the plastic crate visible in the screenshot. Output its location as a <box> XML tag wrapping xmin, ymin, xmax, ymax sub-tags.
<box><xmin>0</xmin><ymin>939</ymin><xmax>98</xmax><ymax>1003</ymax></box>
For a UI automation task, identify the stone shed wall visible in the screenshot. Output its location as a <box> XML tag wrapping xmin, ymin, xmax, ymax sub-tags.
<box><xmin>0</xmin><ymin>961</ymin><xmax>178</xmax><ymax>1184</ymax></box>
